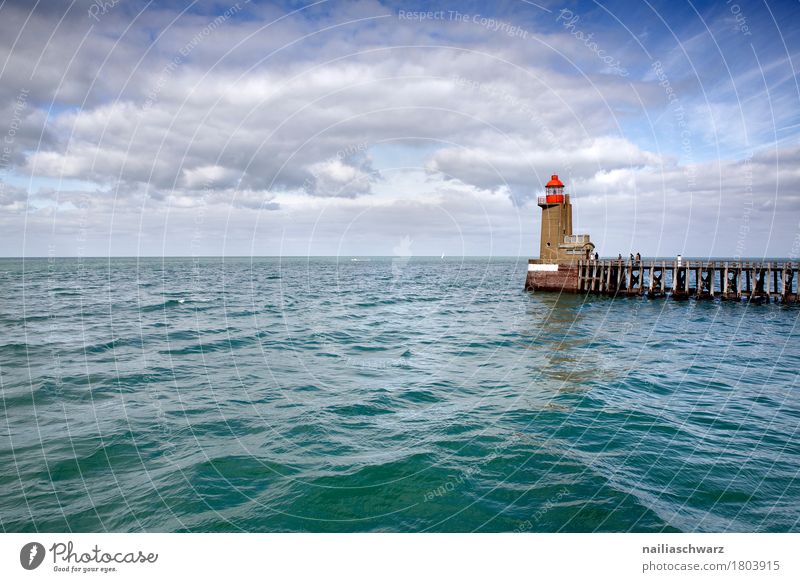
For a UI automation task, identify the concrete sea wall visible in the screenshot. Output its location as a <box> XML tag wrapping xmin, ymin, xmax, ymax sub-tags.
<box><xmin>524</xmin><ymin>263</ymin><xmax>579</xmax><ymax>292</ymax></box>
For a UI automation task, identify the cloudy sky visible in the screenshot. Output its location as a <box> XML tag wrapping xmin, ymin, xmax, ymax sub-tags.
<box><xmin>1</xmin><ymin>0</ymin><xmax>799</xmax><ymax>257</ymax></box>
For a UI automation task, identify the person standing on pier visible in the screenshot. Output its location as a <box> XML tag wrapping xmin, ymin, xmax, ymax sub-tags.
<box><xmin>594</xmin><ymin>251</ymin><xmax>599</xmax><ymax>261</ymax></box>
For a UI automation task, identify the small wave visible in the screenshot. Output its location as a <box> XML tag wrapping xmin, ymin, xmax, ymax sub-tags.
<box><xmin>84</xmin><ymin>336</ymin><xmax>146</xmax><ymax>354</ymax></box>
<box><xmin>22</xmin><ymin>314</ymin><xmax>50</xmax><ymax>323</ymax></box>
<box><xmin>48</xmin><ymin>435</ymin><xmax>144</xmax><ymax>483</ymax></box>
<box><xmin>0</xmin><ymin>341</ymin><xmax>31</xmax><ymax>353</ymax></box>
<box><xmin>139</xmin><ymin>297</ymin><xmax>216</xmax><ymax>312</ymax></box>
<box><xmin>163</xmin><ymin>335</ymin><xmax>256</xmax><ymax>355</ymax></box>
<box><xmin>140</xmin><ymin>298</ymin><xmax>186</xmax><ymax>312</ymax></box>
<box><xmin>397</xmin><ymin>389</ymin><xmax>441</xmax><ymax>404</ymax></box>
<box><xmin>328</xmin><ymin>402</ymin><xmax>395</xmax><ymax>417</ymax></box>
<box><xmin>350</xmin><ymin>344</ymin><xmax>390</xmax><ymax>352</ymax></box>
<box><xmin>189</xmin><ymin>455</ymin><xmax>297</xmax><ymax>508</ymax></box>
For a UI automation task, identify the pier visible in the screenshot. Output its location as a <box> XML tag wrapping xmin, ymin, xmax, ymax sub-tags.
<box><xmin>559</xmin><ymin>259</ymin><xmax>799</xmax><ymax>302</ymax></box>
<box><xmin>525</xmin><ymin>175</ymin><xmax>796</xmax><ymax>301</ymax></box>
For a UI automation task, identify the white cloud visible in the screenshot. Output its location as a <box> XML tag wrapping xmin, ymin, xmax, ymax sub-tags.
<box><xmin>305</xmin><ymin>158</ymin><xmax>374</xmax><ymax>198</ymax></box>
<box><xmin>182</xmin><ymin>164</ymin><xmax>241</xmax><ymax>189</ymax></box>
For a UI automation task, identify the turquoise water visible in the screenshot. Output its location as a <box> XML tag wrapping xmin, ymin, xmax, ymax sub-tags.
<box><xmin>1</xmin><ymin>257</ymin><xmax>799</xmax><ymax>532</ymax></box>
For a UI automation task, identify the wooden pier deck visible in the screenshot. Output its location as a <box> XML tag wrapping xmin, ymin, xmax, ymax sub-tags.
<box><xmin>574</xmin><ymin>260</ymin><xmax>800</xmax><ymax>302</ymax></box>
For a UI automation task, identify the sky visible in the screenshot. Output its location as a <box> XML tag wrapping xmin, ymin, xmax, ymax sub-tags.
<box><xmin>1</xmin><ymin>0</ymin><xmax>799</xmax><ymax>257</ymax></box>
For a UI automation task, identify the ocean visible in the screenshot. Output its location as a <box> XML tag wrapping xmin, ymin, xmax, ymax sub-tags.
<box><xmin>1</xmin><ymin>256</ymin><xmax>798</xmax><ymax>532</ymax></box>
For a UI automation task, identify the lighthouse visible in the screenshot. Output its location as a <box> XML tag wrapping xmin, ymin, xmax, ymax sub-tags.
<box><xmin>536</xmin><ymin>174</ymin><xmax>594</xmax><ymax>264</ymax></box>
<box><xmin>526</xmin><ymin>174</ymin><xmax>596</xmax><ymax>292</ymax></box>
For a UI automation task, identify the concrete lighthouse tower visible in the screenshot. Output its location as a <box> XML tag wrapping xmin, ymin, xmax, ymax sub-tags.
<box><xmin>526</xmin><ymin>174</ymin><xmax>595</xmax><ymax>291</ymax></box>
<box><xmin>536</xmin><ymin>174</ymin><xmax>594</xmax><ymax>264</ymax></box>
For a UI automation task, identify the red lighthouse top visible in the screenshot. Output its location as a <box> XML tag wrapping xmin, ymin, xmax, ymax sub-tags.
<box><xmin>543</xmin><ymin>174</ymin><xmax>565</xmax><ymax>203</ymax></box>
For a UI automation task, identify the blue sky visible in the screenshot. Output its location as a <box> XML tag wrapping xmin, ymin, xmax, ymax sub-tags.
<box><xmin>1</xmin><ymin>0</ymin><xmax>799</xmax><ymax>257</ymax></box>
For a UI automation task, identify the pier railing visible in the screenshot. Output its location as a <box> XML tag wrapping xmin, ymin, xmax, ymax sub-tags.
<box><xmin>575</xmin><ymin>260</ymin><xmax>799</xmax><ymax>301</ymax></box>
